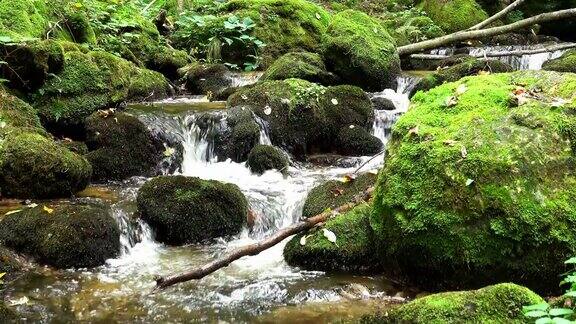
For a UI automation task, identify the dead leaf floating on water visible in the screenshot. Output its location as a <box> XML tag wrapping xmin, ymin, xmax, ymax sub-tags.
<box><xmin>322</xmin><ymin>229</ymin><xmax>337</xmax><ymax>244</ymax></box>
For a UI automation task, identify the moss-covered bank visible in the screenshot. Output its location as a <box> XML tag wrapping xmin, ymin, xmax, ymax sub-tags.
<box><xmin>543</xmin><ymin>50</ymin><xmax>576</xmax><ymax>73</ymax></box>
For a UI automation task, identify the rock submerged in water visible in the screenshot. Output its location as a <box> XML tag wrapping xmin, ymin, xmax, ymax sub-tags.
<box><xmin>137</xmin><ymin>176</ymin><xmax>248</xmax><ymax>245</ymax></box>
<box><xmin>228</xmin><ymin>78</ymin><xmax>375</xmax><ymax>158</ymax></box>
<box><xmin>284</xmin><ymin>203</ymin><xmax>380</xmax><ymax>272</ymax></box>
<box><xmin>85</xmin><ymin>111</ymin><xmax>165</xmax><ymax>181</ymax></box>
<box><xmin>0</xmin><ymin>204</ymin><xmax>120</xmax><ymax>269</ymax></box>
<box><xmin>371</xmin><ymin>71</ymin><xmax>576</xmax><ymax>294</ymax></box>
<box><xmin>246</xmin><ymin>144</ymin><xmax>289</xmax><ymax>175</ymax></box>
<box><xmin>363</xmin><ymin>283</ymin><xmax>543</xmax><ymax>323</ymax></box>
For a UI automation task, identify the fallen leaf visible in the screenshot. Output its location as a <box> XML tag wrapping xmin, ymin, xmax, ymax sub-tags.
<box><xmin>512</xmin><ymin>87</ymin><xmax>526</xmax><ymax>96</ymax></box>
<box><xmin>349</xmin><ymin>125</ymin><xmax>355</xmax><ymax>129</ymax></box>
<box><xmin>281</xmin><ymin>98</ymin><xmax>291</xmax><ymax>105</ymax></box>
<box><xmin>466</xmin><ymin>179</ymin><xmax>474</xmax><ymax>186</ymax></box>
<box><xmin>445</xmin><ymin>96</ymin><xmax>458</xmax><ymax>107</ymax></box>
<box><xmin>163</xmin><ymin>146</ymin><xmax>176</xmax><ymax>157</ymax></box>
<box><xmin>331</xmin><ymin>98</ymin><xmax>339</xmax><ymax>105</ymax></box>
<box><xmin>0</xmin><ymin>121</ymin><xmax>6</xmax><ymax>128</ymax></box>
<box><xmin>264</xmin><ymin>105</ymin><xmax>272</xmax><ymax>115</ymax></box>
<box><xmin>478</xmin><ymin>70</ymin><xmax>490</xmax><ymax>76</ymax></box>
<box><xmin>9</xmin><ymin>296</ymin><xmax>29</xmax><ymax>306</ymax></box>
<box><xmin>443</xmin><ymin>140</ymin><xmax>457</xmax><ymax>146</ymax></box>
<box><xmin>322</xmin><ymin>229</ymin><xmax>337</xmax><ymax>243</ymax></box>
<box><xmin>4</xmin><ymin>209</ymin><xmax>21</xmax><ymax>216</ymax></box>
<box><xmin>315</xmin><ymin>13</ymin><xmax>321</xmax><ymax>20</ymax></box>
<box><xmin>0</xmin><ymin>272</ymin><xmax>5</xmax><ymax>279</ymax></box>
<box><xmin>27</xmin><ymin>203</ymin><xmax>38</xmax><ymax>208</ymax></box>
<box><xmin>330</xmin><ymin>188</ymin><xmax>344</xmax><ymax>197</ymax></box>
<box><xmin>300</xmin><ymin>235</ymin><xmax>309</xmax><ymax>246</ymax></box>
<box><xmin>408</xmin><ymin>126</ymin><xmax>419</xmax><ymax>136</ymax></box>
<box><xmin>460</xmin><ymin>145</ymin><xmax>468</xmax><ymax>158</ymax></box>
<box><xmin>368</xmin><ymin>169</ymin><xmax>379</xmax><ymax>175</ymax></box>
<box><xmin>455</xmin><ymin>84</ymin><xmax>467</xmax><ymax>95</ymax></box>
<box><xmin>43</xmin><ymin>206</ymin><xmax>54</xmax><ymax>214</ymax></box>
<box><xmin>241</xmin><ymin>94</ymin><xmax>248</xmax><ymax>100</ymax></box>
<box><xmin>551</xmin><ymin>98</ymin><xmax>568</xmax><ymax>108</ymax></box>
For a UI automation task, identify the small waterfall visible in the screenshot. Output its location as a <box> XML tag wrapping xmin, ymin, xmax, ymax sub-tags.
<box><xmin>370</xmin><ymin>74</ymin><xmax>421</xmax><ymax>144</ymax></box>
<box><xmin>468</xmin><ymin>45</ymin><xmax>565</xmax><ymax>70</ymax></box>
<box><xmin>229</xmin><ymin>72</ymin><xmax>264</xmax><ymax>88</ymax></box>
<box><xmin>253</xmin><ymin>113</ymin><xmax>272</xmax><ymax>145</ymax></box>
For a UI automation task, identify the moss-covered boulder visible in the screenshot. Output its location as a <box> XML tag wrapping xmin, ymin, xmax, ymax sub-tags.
<box><xmin>137</xmin><ymin>176</ymin><xmax>248</xmax><ymax>245</ymax></box>
<box><xmin>0</xmin><ymin>130</ymin><xmax>91</xmax><ymax>199</ymax></box>
<box><xmin>247</xmin><ymin>144</ymin><xmax>289</xmax><ymax>174</ymax></box>
<box><xmin>337</xmin><ymin>125</ymin><xmax>383</xmax><ymax>156</ymax></box>
<box><xmin>419</xmin><ymin>0</ymin><xmax>489</xmax><ymax>33</ymax></box>
<box><xmin>365</xmin><ymin>283</ymin><xmax>543</xmax><ymax>323</ymax></box>
<box><xmin>181</xmin><ymin>63</ymin><xmax>232</xmax><ymax>97</ymax></box>
<box><xmin>31</xmin><ymin>50</ymin><xmax>169</xmax><ymax>135</ymax></box>
<box><xmin>0</xmin><ymin>204</ymin><xmax>120</xmax><ymax>268</ymax></box>
<box><xmin>284</xmin><ymin>203</ymin><xmax>379</xmax><ymax>272</ymax></box>
<box><xmin>322</xmin><ymin>10</ymin><xmax>400</xmax><ymax>91</ymax></box>
<box><xmin>262</xmin><ymin>52</ymin><xmax>338</xmax><ymax>85</ymax></box>
<box><xmin>85</xmin><ymin>111</ymin><xmax>164</xmax><ymax>181</ymax></box>
<box><xmin>372</xmin><ymin>71</ymin><xmax>576</xmax><ymax>293</ymax></box>
<box><xmin>172</xmin><ymin>0</ymin><xmax>331</xmax><ymax>68</ymax></box>
<box><xmin>210</xmin><ymin>106</ymin><xmax>261</xmax><ymax>162</ymax></box>
<box><xmin>303</xmin><ymin>173</ymin><xmax>377</xmax><ymax>218</ymax></box>
<box><xmin>0</xmin><ymin>246</ymin><xmax>27</xmax><ymax>283</ymax></box>
<box><xmin>415</xmin><ymin>58</ymin><xmax>514</xmax><ymax>93</ymax></box>
<box><xmin>0</xmin><ymin>88</ymin><xmax>42</xmax><ymax>131</ymax></box>
<box><xmin>228</xmin><ymin>79</ymin><xmax>374</xmax><ymax>158</ymax></box>
<box><xmin>0</xmin><ymin>302</ymin><xmax>16</xmax><ymax>323</ymax></box>
<box><xmin>543</xmin><ymin>50</ymin><xmax>576</xmax><ymax>73</ymax></box>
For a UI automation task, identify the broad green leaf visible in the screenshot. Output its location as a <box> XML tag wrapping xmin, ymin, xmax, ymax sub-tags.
<box><xmin>525</xmin><ymin>310</ymin><xmax>551</xmax><ymax>318</ymax></box>
<box><xmin>565</xmin><ymin>257</ymin><xmax>576</xmax><ymax>264</ymax></box>
<box><xmin>551</xmin><ymin>318</ymin><xmax>573</xmax><ymax>324</ymax></box>
<box><xmin>524</xmin><ymin>303</ymin><xmax>550</xmax><ymax>312</ymax></box>
<box><xmin>535</xmin><ymin>318</ymin><xmax>554</xmax><ymax>324</ymax></box>
<box><xmin>549</xmin><ymin>308</ymin><xmax>574</xmax><ymax>317</ymax></box>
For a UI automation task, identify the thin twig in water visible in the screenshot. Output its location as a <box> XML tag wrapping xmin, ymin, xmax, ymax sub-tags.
<box><xmin>353</xmin><ymin>150</ymin><xmax>385</xmax><ymax>174</ymax></box>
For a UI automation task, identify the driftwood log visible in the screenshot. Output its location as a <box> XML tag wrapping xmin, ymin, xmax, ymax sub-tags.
<box><xmin>153</xmin><ymin>187</ymin><xmax>375</xmax><ymax>291</ymax></box>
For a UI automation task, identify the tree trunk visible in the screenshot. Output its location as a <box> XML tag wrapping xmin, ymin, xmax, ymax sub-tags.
<box><xmin>468</xmin><ymin>0</ymin><xmax>527</xmax><ymax>30</ymax></box>
<box><xmin>409</xmin><ymin>43</ymin><xmax>576</xmax><ymax>60</ymax></box>
<box><xmin>398</xmin><ymin>9</ymin><xmax>576</xmax><ymax>56</ymax></box>
<box><xmin>153</xmin><ymin>187</ymin><xmax>375</xmax><ymax>291</ymax></box>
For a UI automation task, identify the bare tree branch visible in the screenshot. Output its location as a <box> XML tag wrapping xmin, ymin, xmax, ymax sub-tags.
<box><xmin>153</xmin><ymin>187</ymin><xmax>375</xmax><ymax>291</ymax></box>
<box><xmin>398</xmin><ymin>9</ymin><xmax>576</xmax><ymax>56</ymax></box>
<box><xmin>469</xmin><ymin>0</ymin><xmax>527</xmax><ymax>30</ymax></box>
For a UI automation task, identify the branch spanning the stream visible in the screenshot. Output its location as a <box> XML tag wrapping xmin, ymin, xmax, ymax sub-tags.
<box><xmin>397</xmin><ymin>9</ymin><xmax>576</xmax><ymax>56</ymax></box>
<box><xmin>409</xmin><ymin>43</ymin><xmax>576</xmax><ymax>60</ymax></box>
<box><xmin>468</xmin><ymin>0</ymin><xmax>527</xmax><ymax>31</ymax></box>
<box><xmin>152</xmin><ymin>187</ymin><xmax>374</xmax><ymax>291</ymax></box>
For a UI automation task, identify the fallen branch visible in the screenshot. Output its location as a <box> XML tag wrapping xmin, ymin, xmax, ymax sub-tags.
<box><xmin>398</xmin><ymin>9</ymin><xmax>576</xmax><ymax>56</ymax></box>
<box><xmin>408</xmin><ymin>43</ymin><xmax>576</xmax><ymax>60</ymax></box>
<box><xmin>469</xmin><ymin>0</ymin><xmax>527</xmax><ymax>30</ymax></box>
<box><xmin>354</xmin><ymin>150</ymin><xmax>385</xmax><ymax>174</ymax></box>
<box><xmin>153</xmin><ymin>187</ymin><xmax>375</xmax><ymax>291</ymax></box>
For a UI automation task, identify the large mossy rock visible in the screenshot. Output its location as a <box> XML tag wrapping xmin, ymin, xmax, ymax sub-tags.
<box><xmin>337</xmin><ymin>125</ymin><xmax>383</xmax><ymax>156</ymax></box>
<box><xmin>543</xmin><ymin>50</ymin><xmax>576</xmax><ymax>73</ymax></box>
<box><xmin>284</xmin><ymin>203</ymin><xmax>380</xmax><ymax>272</ymax></box>
<box><xmin>364</xmin><ymin>283</ymin><xmax>543</xmax><ymax>323</ymax></box>
<box><xmin>31</xmin><ymin>50</ymin><xmax>169</xmax><ymax>135</ymax></box>
<box><xmin>137</xmin><ymin>176</ymin><xmax>248</xmax><ymax>245</ymax></box>
<box><xmin>262</xmin><ymin>52</ymin><xmax>338</xmax><ymax>85</ymax></box>
<box><xmin>0</xmin><ymin>130</ymin><xmax>91</xmax><ymax>199</ymax></box>
<box><xmin>303</xmin><ymin>173</ymin><xmax>377</xmax><ymax>218</ymax></box>
<box><xmin>180</xmin><ymin>62</ymin><xmax>232</xmax><ymax>96</ymax></box>
<box><xmin>0</xmin><ymin>204</ymin><xmax>120</xmax><ymax>268</ymax></box>
<box><xmin>372</xmin><ymin>71</ymin><xmax>576</xmax><ymax>293</ymax></box>
<box><xmin>85</xmin><ymin>111</ymin><xmax>163</xmax><ymax>181</ymax></box>
<box><xmin>246</xmin><ymin>144</ymin><xmax>289</xmax><ymax>175</ymax></box>
<box><xmin>415</xmin><ymin>58</ymin><xmax>514</xmax><ymax>93</ymax></box>
<box><xmin>228</xmin><ymin>79</ymin><xmax>374</xmax><ymax>158</ymax></box>
<box><xmin>419</xmin><ymin>0</ymin><xmax>489</xmax><ymax>34</ymax></box>
<box><xmin>322</xmin><ymin>10</ymin><xmax>400</xmax><ymax>91</ymax></box>
<box><xmin>0</xmin><ymin>88</ymin><xmax>43</xmax><ymax>131</ymax></box>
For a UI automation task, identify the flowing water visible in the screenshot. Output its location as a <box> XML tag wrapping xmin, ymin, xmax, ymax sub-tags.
<box><xmin>1</xmin><ymin>77</ymin><xmax>416</xmax><ymax>323</ymax></box>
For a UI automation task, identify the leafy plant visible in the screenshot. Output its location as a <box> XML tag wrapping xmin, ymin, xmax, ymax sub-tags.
<box><xmin>524</xmin><ymin>258</ymin><xmax>576</xmax><ymax>324</ymax></box>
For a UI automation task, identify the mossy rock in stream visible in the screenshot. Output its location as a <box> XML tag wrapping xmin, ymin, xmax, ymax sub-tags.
<box><xmin>0</xmin><ymin>130</ymin><xmax>91</xmax><ymax>199</ymax></box>
<box><xmin>322</xmin><ymin>10</ymin><xmax>400</xmax><ymax>91</ymax></box>
<box><xmin>337</xmin><ymin>125</ymin><xmax>383</xmax><ymax>156</ymax></box>
<box><xmin>414</xmin><ymin>58</ymin><xmax>514</xmax><ymax>93</ymax></box>
<box><xmin>0</xmin><ymin>88</ymin><xmax>43</xmax><ymax>131</ymax></box>
<box><xmin>284</xmin><ymin>203</ymin><xmax>380</xmax><ymax>272</ymax></box>
<box><xmin>31</xmin><ymin>50</ymin><xmax>169</xmax><ymax>136</ymax></box>
<box><xmin>0</xmin><ymin>203</ymin><xmax>120</xmax><ymax>269</ymax></box>
<box><xmin>372</xmin><ymin>71</ymin><xmax>576</xmax><ymax>294</ymax></box>
<box><xmin>419</xmin><ymin>0</ymin><xmax>488</xmax><ymax>34</ymax></box>
<box><xmin>261</xmin><ymin>52</ymin><xmax>338</xmax><ymax>86</ymax></box>
<box><xmin>0</xmin><ymin>302</ymin><xmax>16</xmax><ymax>322</ymax></box>
<box><xmin>137</xmin><ymin>176</ymin><xmax>248</xmax><ymax>245</ymax></box>
<box><xmin>363</xmin><ymin>283</ymin><xmax>543</xmax><ymax>323</ymax></box>
<box><xmin>302</xmin><ymin>173</ymin><xmax>377</xmax><ymax>219</ymax></box>
<box><xmin>543</xmin><ymin>50</ymin><xmax>576</xmax><ymax>73</ymax></box>
<box><xmin>228</xmin><ymin>79</ymin><xmax>374</xmax><ymax>158</ymax></box>
<box><xmin>0</xmin><ymin>245</ymin><xmax>27</xmax><ymax>283</ymax></box>
<box><xmin>247</xmin><ymin>144</ymin><xmax>289</xmax><ymax>174</ymax></box>
<box><xmin>85</xmin><ymin>111</ymin><xmax>164</xmax><ymax>181</ymax></box>
<box><xmin>180</xmin><ymin>62</ymin><xmax>232</xmax><ymax>97</ymax></box>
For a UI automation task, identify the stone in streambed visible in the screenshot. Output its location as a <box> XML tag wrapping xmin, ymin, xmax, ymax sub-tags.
<box><xmin>137</xmin><ymin>176</ymin><xmax>248</xmax><ymax>245</ymax></box>
<box><xmin>246</xmin><ymin>144</ymin><xmax>289</xmax><ymax>175</ymax></box>
<box><xmin>262</xmin><ymin>52</ymin><xmax>338</xmax><ymax>86</ymax></box>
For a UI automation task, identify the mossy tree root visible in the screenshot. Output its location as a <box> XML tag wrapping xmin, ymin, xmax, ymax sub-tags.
<box><xmin>153</xmin><ymin>187</ymin><xmax>374</xmax><ymax>291</ymax></box>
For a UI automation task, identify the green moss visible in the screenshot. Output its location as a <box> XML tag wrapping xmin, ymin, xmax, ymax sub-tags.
<box><xmin>228</xmin><ymin>79</ymin><xmax>374</xmax><ymax>158</ymax></box>
<box><xmin>64</xmin><ymin>11</ymin><xmax>97</xmax><ymax>44</ymax></box>
<box><xmin>32</xmin><ymin>50</ymin><xmax>168</xmax><ymax>133</ymax></box>
<box><xmin>284</xmin><ymin>203</ymin><xmax>380</xmax><ymax>272</ymax></box>
<box><xmin>379</xmin><ymin>9</ymin><xmax>445</xmax><ymax>46</ymax></box>
<box><xmin>0</xmin><ymin>0</ymin><xmax>49</xmax><ymax>39</ymax></box>
<box><xmin>0</xmin><ymin>203</ymin><xmax>120</xmax><ymax>269</ymax></box>
<box><xmin>137</xmin><ymin>175</ymin><xmax>248</xmax><ymax>245</ymax></box>
<box><xmin>372</xmin><ymin>71</ymin><xmax>576</xmax><ymax>294</ymax></box>
<box><xmin>0</xmin><ymin>130</ymin><xmax>91</xmax><ymax>199</ymax></box>
<box><xmin>181</xmin><ymin>62</ymin><xmax>231</xmax><ymax>96</ymax></box>
<box><xmin>543</xmin><ymin>50</ymin><xmax>576</xmax><ymax>73</ymax></box>
<box><xmin>366</xmin><ymin>283</ymin><xmax>543</xmax><ymax>323</ymax></box>
<box><xmin>337</xmin><ymin>125</ymin><xmax>383</xmax><ymax>156</ymax></box>
<box><xmin>0</xmin><ymin>88</ymin><xmax>42</xmax><ymax>129</ymax></box>
<box><xmin>0</xmin><ymin>302</ymin><xmax>16</xmax><ymax>322</ymax></box>
<box><xmin>247</xmin><ymin>144</ymin><xmax>289</xmax><ymax>174</ymax></box>
<box><xmin>85</xmin><ymin>111</ymin><xmax>163</xmax><ymax>181</ymax></box>
<box><xmin>262</xmin><ymin>52</ymin><xmax>338</xmax><ymax>85</ymax></box>
<box><xmin>322</xmin><ymin>10</ymin><xmax>400</xmax><ymax>91</ymax></box>
<box><xmin>0</xmin><ymin>246</ymin><xmax>24</xmax><ymax>283</ymax></box>
<box><xmin>419</xmin><ymin>0</ymin><xmax>489</xmax><ymax>33</ymax></box>
<box><xmin>303</xmin><ymin>172</ymin><xmax>376</xmax><ymax>218</ymax></box>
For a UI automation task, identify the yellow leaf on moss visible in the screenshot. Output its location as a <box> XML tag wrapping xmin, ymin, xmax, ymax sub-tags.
<box><xmin>43</xmin><ymin>206</ymin><xmax>54</xmax><ymax>214</ymax></box>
